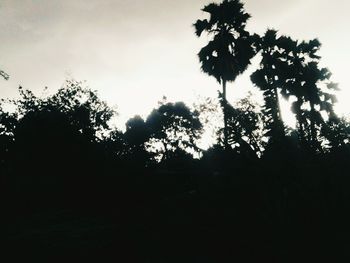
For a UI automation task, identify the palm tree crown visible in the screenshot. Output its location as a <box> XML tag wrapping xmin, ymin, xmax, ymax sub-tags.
<box><xmin>194</xmin><ymin>0</ymin><xmax>255</xmax><ymax>84</ymax></box>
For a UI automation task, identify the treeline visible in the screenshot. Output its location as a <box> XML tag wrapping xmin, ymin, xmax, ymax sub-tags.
<box><xmin>2</xmin><ymin>79</ymin><xmax>350</xmax><ymax>261</ymax></box>
<box><xmin>0</xmin><ymin>77</ymin><xmax>347</xmax><ymax>179</ymax></box>
<box><xmin>1</xmin><ymin>76</ymin><xmax>349</xmax><ymax>207</ymax></box>
<box><xmin>2</xmin><ymin>0</ymin><xmax>350</xmax><ymax>260</ymax></box>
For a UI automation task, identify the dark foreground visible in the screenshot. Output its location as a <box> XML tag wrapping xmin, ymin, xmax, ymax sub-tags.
<box><xmin>3</xmin><ymin>161</ymin><xmax>350</xmax><ymax>263</ymax></box>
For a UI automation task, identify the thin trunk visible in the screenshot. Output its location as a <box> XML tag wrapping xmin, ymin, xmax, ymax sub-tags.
<box><xmin>161</xmin><ymin>140</ymin><xmax>168</xmax><ymax>162</ymax></box>
<box><xmin>267</xmin><ymin>56</ymin><xmax>284</xmax><ymax>141</ymax></box>
<box><xmin>222</xmin><ymin>79</ymin><xmax>229</xmax><ymax>149</ymax></box>
<box><xmin>310</xmin><ymin>102</ymin><xmax>319</xmax><ymax>151</ymax></box>
<box><xmin>272</xmin><ymin>86</ymin><xmax>285</xmax><ymax>140</ymax></box>
<box><xmin>295</xmin><ymin>99</ymin><xmax>306</xmax><ymax>148</ymax></box>
<box><xmin>274</xmin><ymin>87</ymin><xmax>283</xmax><ymax>126</ymax></box>
<box><xmin>297</xmin><ymin>112</ymin><xmax>305</xmax><ymax>146</ymax></box>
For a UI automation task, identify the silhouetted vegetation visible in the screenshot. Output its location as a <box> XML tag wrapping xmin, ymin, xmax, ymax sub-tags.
<box><xmin>194</xmin><ymin>0</ymin><xmax>257</xmax><ymax>149</ymax></box>
<box><xmin>3</xmin><ymin>0</ymin><xmax>350</xmax><ymax>261</ymax></box>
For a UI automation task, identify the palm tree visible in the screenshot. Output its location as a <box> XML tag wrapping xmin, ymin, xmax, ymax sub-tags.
<box><xmin>194</xmin><ymin>0</ymin><xmax>256</xmax><ymax>149</ymax></box>
<box><xmin>250</xmin><ymin>30</ymin><xmax>297</xmax><ymax>143</ymax></box>
<box><xmin>302</xmin><ymin>63</ymin><xmax>330</xmax><ymax>151</ymax></box>
<box><xmin>288</xmin><ymin>39</ymin><xmax>334</xmax><ymax>151</ymax></box>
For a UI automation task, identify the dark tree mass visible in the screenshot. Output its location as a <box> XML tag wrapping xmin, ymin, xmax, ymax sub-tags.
<box><xmin>2</xmin><ymin>0</ymin><xmax>350</xmax><ymax>262</ymax></box>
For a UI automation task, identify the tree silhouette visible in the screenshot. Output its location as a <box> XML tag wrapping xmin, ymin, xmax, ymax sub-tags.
<box><xmin>194</xmin><ymin>0</ymin><xmax>256</xmax><ymax>149</ymax></box>
<box><xmin>145</xmin><ymin>101</ymin><xmax>202</xmax><ymax>162</ymax></box>
<box><xmin>0</xmin><ymin>103</ymin><xmax>17</xmax><ymax>178</ymax></box>
<box><xmin>125</xmin><ymin>115</ymin><xmax>150</xmax><ymax>151</ymax></box>
<box><xmin>251</xmin><ymin>31</ymin><xmax>338</xmax><ymax>152</ymax></box>
<box><xmin>101</xmin><ymin>129</ymin><xmax>128</xmax><ymax>160</ymax></box>
<box><xmin>286</xmin><ymin>39</ymin><xmax>335</xmax><ymax>151</ymax></box>
<box><xmin>250</xmin><ymin>30</ymin><xmax>293</xmax><ymax>143</ymax></box>
<box><xmin>15</xmin><ymin>79</ymin><xmax>114</xmax><ymax>142</ymax></box>
<box><xmin>322</xmin><ymin>116</ymin><xmax>350</xmax><ymax>150</ymax></box>
<box><xmin>123</xmin><ymin>115</ymin><xmax>151</xmax><ymax>166</ymax></box>
<box><xmin>217</xmin><ymin>92</ymin><xmax>265</xmax><ymax>157</ymax></box>
<box><xmin>10</xmin><ymin>79</ymin><xmax>116</xmax><ymax>192</ymax></box>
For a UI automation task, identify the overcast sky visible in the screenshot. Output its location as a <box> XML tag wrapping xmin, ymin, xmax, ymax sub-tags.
<box><xmin>0</xmin><ymin>0</ymin><xmax>349</xmax><ymax>128</ymax></box>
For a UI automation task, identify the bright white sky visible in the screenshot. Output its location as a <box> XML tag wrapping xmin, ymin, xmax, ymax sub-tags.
<box><xmin>0</xmin><ymin>0</ymin><xmax>349</xmax><ymax>130</ymax></box>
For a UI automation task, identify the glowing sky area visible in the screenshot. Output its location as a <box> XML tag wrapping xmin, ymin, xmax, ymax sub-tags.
<box><xmin>0</xmin><ymin>0</ymin><xmax>349</xmax><ymax>130</ymax></box>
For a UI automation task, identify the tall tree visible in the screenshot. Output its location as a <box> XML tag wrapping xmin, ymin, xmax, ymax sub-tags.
<box><xmin>250</xmin><ymin>30</ymin><xmax>295</xmax><ymax>143</ymax></box>
<box><xmin>194</xmin><ymin>0</ymin><xmax>256</xmax><ymax>149</ymax></box>
<box><xmin>287</xmin><ymin>39</ymin><xmax>335</xmax><ymax>151</ymax></box>
<box><xmin>251</xmin><ymin>31</ymin><xmax>337</xmax><ymax>152</ymax></box>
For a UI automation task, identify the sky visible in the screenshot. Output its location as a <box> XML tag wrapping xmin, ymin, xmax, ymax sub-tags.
<box><xmin>0</xmin><ymin>0</ymin><xmax>349</xmax><ymax>130</ymax></box>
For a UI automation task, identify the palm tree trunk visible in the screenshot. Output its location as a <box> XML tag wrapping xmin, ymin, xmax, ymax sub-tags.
<box><xmin>297</xmin><ymin>113</ymin><xmax>306</xmax><ymax>147</ymax></box>
<box><xmin>295</xmin><ymin>99</ymin><xmax>306</xmax><ymax>148</ymax></box>
<box><xmin>310</xmin><ymin>102</ymin><xmax>318</xmax><ymax>151</ymax></box>
<box><xmin>274</xmin><ymin>87</ymin><xmax>283</xmax><ymax>125</ymax></box>
<box><xmin>273</xmin><ymin>86</ymin><xmax>285</xmax><ymax>139</ymax></box>
<box><xmin>222</xmin><ymin>79</ymin><xmax>229</xmax><ymax>149</ymax></box>
<box><xmin>161</xmin><ymin>141</ymin><xmax>168</xmax><ymax>162</ymax></box>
